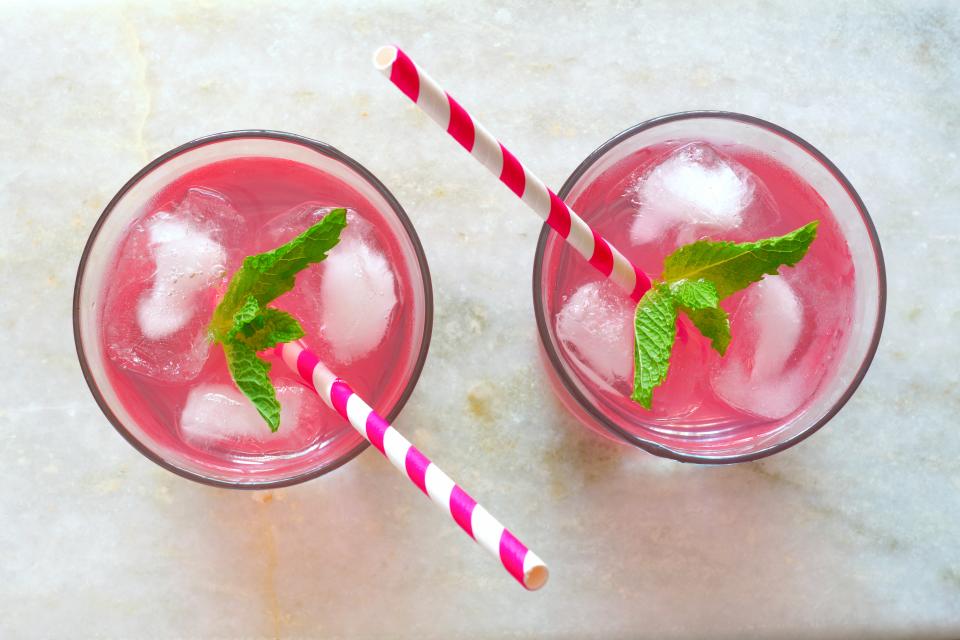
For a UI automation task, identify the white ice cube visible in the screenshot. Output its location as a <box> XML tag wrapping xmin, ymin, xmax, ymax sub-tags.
<box><xmin>105</xmin><ymin>189</ymin><xmax>241</xmax><ymax>382</ymax></box>
<box><xmin>263</xmin><ymin>203</ymin><xmax>366</xmax><ymax>248</ymax></box>
<box><xmin>630</xmin><ymin>143</ymin><xmax>755</xmax><ymax>244</ymax></box>
<box><xmin>260</xmin><ymin>205</ymin><xmax>393</xmax><ymax>363</ymax></box>
<box><xmin>711</xmin><ymin>276</ymin><xmax>807</xmax><ymax>419</ymax></box>
<box><xmin>749</xmin><ymin>277</ymin><xmax>803</xmax><ymax>380</ymax></box>
<box><xmin>180</xmin><ymin>383</ymin><xmax>307</xmax><ymax>444</ymax></box>
<box><xmin>136</xmin><ymin>214</ymin><xmax>226</xmax><ymax>340</ymax></box>
<box><xmin>319</xmin><ymin>235</ymin><xmax>398</xmax><ymax>363</ymax></box>
<box><xmin>556</xmin><ymin>281</ymin><xmax>634</xmax><ymax>385</ymax></box>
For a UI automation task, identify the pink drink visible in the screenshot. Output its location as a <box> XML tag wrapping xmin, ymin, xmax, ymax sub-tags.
<box><xmin>535</xmin><ymin>114</ymin><xmax>884</xmax><ymax>462</ymax></box>
<box><xmin>75</xmin><ymin>133</ymin><xmax>431</xmax><ymax>486</ymax></box>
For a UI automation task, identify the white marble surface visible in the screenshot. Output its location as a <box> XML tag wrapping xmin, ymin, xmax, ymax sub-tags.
<box><xmin>1</xmin><ymin>1</ymin><xmax>958</xmax><ymax>638</ymax></box>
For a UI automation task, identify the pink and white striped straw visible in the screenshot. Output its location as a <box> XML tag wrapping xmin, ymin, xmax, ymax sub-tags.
<box><xmin>275</xmin><ymin>341</ymin><xmax>549</xmax><ymax>591</ymax></box>
<box><xmin>373</xmin><ymin>45</ymin><xmax>652</xmax><ymax>302</ymax></box>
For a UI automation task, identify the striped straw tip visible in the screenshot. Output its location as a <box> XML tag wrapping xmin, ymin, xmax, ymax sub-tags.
<box><xmin>373</xmin><ymin>45</ymin><xmax>398</xmax><ymax>70</ymax></box>
<box><xmin>524</xmin><ymin>559</ymin><xmax>550</xmax><ymax>591</ymax></box>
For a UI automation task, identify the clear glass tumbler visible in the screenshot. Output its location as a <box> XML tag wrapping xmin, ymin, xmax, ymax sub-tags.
<box><xmin>74</xmin><ymin>131</ymin><xmax>433</xmax><ymax>487</ymax></box>
<box><xmin>534</xmin><ymin>112</ymin><xmax>885</xmax><ymax>463</ymax></box>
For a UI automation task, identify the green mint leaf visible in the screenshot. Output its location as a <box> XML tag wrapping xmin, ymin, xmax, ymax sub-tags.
<box><xmin>210</xmin><ymin>208</ymin><xmax>347</xmax><ymax>341</ymax></box>
<box><xmin>670</xmin><ymin>278</ymin><xmax>719</xmax><ymax>310</ymax></box>
<box><xmin>630</xmin><ymin>221</ymin><xmax>818</xmax><ymax>408</ymax></box>
<box><xmin>209</xmin><ymin>210</ymin><xmax>348</xmax><ymax>431</ymax></box>
<box><xmin>631</xmin><ymin>284</ymin><xmax>678</xmax><ymax>409</ymax></box>
<box><xmin>662</xmin><ymin>221</ymin><xmax>818</xmax><ymax>298</ymax></box>
<box><xmin>682</xmin><ymin>306</ymin><xmax>731</xmax><ymax>355</ymax></box>
<box><xmin>225</xmin><ymin>296</ymin><xmax>261</xmax><ymax>341</ymax></box>
<box><xmin>234</xmin><ymin>308</ymin><xmax>305</xmax><ymax>352</ymax></box>
<box><xmin>223</xmin><ymin>341</ymin><xmax>280</xmax><ymax>431</ymax></box>
<box><xmin>669</xmin><ymin>279</ymin><xmax>730</xmax><ymax>355</ymax></box>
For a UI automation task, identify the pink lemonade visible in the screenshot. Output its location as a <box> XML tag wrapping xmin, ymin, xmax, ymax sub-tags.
<box><xmin>536</xmin><ymin>115</ymin><xmax>884</xmax><ymax>461</ymax></box>
<box><xmin>76</xmin><ymin>133</ymin><xmax>431</xmax><ymax>485</ymax></box>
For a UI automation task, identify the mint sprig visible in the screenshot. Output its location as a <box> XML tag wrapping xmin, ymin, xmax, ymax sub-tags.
<box><xmin>632</xmin><ymin>285</ymin><xmax>678</xmax><ymax>409</ymax></box>
<box><xmin>210</xmin><ymin>209</ymin><xmax>347</xmax><ymax>431</ymax></box>
<box><xmin>631</xmin><ymin>221</ymin><xmax>818</xmax><ymax>409</ymax></box>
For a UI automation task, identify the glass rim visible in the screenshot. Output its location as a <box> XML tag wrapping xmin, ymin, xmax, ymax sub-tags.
<box><xmin>532</xmin><ymin>110</ymin><xmax>887</xmax><ymax>464</ymax></box>
<box><xmin>73</xmin><ymin>129</ymin><xmax>434</xmax><ymax>488</ymax></box>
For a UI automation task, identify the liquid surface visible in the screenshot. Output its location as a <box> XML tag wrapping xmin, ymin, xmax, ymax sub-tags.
<box><xmin>100</xmin><ymin>156</ymin><xmax>420</xmax><ymax>477</ymax></box>
<box><xmin>547</xmin><ymin>141</ymin><xmax>855</xmax><ymax>448</ymax></box>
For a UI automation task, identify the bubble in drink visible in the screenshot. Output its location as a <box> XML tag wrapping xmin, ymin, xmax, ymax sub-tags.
<box><xmin>103</xmin><ymin>188</ymin><xmax>240</xmax><ymax>382</ymax></box>
<box><xmin>629</xmin><ymin>143</ymin><xmax>770</xmax><ymax>245</ymax></box>
<box><xmin>711</xmin><ymin>276</ymin><xmax>811</xmax><ymax>419</ymax></box>
<box><xmin>556</xmin><ymin>281</ymin><xmax>634</xmax><ymax>387</ymax></box>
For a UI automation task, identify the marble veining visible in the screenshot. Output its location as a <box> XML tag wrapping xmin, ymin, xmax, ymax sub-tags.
<box><xmin>1</xmin><ymin>1</ymin><xmax>958</xmax><ymax>638</ymax></box>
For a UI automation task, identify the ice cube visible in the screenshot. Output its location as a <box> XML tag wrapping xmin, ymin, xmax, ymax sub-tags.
<box><xmin>136</xmin><ymin>214</ymin><xmax>226</xmax><ymax>339</ymax></box>
<box><xmin>173</xmin><ymin>187</ymin><xmax>247</xmax><ymax>248</ymax></box>
<box><xmin>104</xmin><ymin>189</ymin><xmax>240</xmax><ymax>382</ymax></box>
<box><xmin>629</xmin><ymin>143</ymin><xmax>755</xmax><ymax>244</ymax></box>
<box><xmin>105</xmin><ymin>287</ymin><xmax>213</xmax><ymax>382</ymax></box>
<box><xmin>748</xmin><ymin>277</ymin><xmax>803</xmax><ymax>379</ymax></box>
<box><xmin>319</xmin><ymin>235</ymin><xmax>398</xmax><ymax>363</ymax></box>
<box><xmin>260</xmin><ymin>204</ymin><xmax>395</xmax><ymax>363</ymax></box>
<box><xmin>262</xmin><ymin>203</ymin><xmax>366</xmax><ymax>248</ymax></box>
<box><xmin>556</xmin><ymin>281</ymin><xmax>634</xmax><ymax>385</ymax></box>
<box><xmin>711</xmin><ymin>276</ymin><xmax>808</xmax><ymax>419</ymax></box>
<box><xmin>180</xmin><ymin>383</ymin><xmax>314</xmax><ymax>445</ymax></box>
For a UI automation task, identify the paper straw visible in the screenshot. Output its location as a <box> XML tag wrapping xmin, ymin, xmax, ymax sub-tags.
<box><xmin>373</xmin><ymin>45</ymin><xmax>652</xmax><ymax>302</ymax></box>
<box><xmin>275</xmin><ymin>341</ymin><xmax>549</xmax><ymax>591</ymax></box>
